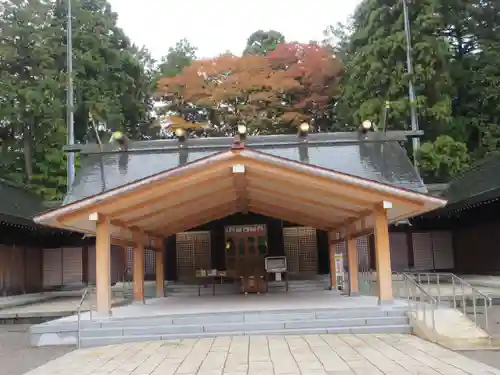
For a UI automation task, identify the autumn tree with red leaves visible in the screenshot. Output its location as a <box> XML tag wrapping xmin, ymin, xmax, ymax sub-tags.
<box><xmin>156</xmin><ymin>43</ymin><xmax>343</xmax><ymax>135</ymax></box>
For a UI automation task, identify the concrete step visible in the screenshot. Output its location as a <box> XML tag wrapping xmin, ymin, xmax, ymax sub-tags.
<box><xmin>79</xmin><ymin>324</ymin><xmax>412</xmax><ymax>348</ymax></box>
<box><xmin>30</xmin><ymin>305</ymin><xmax>410</xmax><ymax>347</ymax></box>
<box><xmin>83</xmin><ymin>308</ymin><xmax>407</xmax><ymax>329</ymax></box>
<box><xmin>80</xmin><ymin>316</ymin><xmax>409</xmax><ymax>338</ymax></box>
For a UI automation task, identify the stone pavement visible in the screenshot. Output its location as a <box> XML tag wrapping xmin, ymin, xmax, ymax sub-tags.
<box><xmin>23</xmin><ymin>334</ymin><xmax>500</xmax><ymax>375</ymax></box>
<box><xmin>0</xmin><ymin>324</ymin><xmax>72</xmax><ymax>375</ymax></box>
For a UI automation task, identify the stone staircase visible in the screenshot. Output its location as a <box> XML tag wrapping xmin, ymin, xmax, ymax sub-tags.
<box><xmin>75</xmin><ymin>305</ymin><xmax>410</xmax><ymax>348</ymax></box>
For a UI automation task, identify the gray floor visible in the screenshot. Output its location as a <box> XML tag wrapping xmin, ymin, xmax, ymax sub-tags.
<box><xmin>461</xmin><ymin>350</ymin><xmax>500</xmax><ymax>370</ymax></box>
<box><xmin>0</xmin><ymin>325</ymin><xmax>73</xmax><ymax>375</ymax></box>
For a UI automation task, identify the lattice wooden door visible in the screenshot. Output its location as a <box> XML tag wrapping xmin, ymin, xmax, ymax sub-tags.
<box><xmin>176</xmin><ymin>231</ymin><xmax>211</xmax><ymax>281</ymax></box>
<box><xmin>283</xmin><ymin>227</ymin><xmax>318</xmax><ymax>277</ymax></box>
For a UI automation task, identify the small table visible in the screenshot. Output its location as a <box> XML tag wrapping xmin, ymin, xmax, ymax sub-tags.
<box><xmin>196</xmin><ymin>273</ymin><xmax>234</xmax><ymax>296</ymax></box>
<box><xmin>265</xmin><ymin>271</ymin><xmax>289</xmax><ymax>292</ymax></box>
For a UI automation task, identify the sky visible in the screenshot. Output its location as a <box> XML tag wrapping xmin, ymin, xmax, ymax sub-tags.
<box><xmin>107</xmin><ymin>0</ymin><xmax>362</xmax><ymax>61</ymax></box>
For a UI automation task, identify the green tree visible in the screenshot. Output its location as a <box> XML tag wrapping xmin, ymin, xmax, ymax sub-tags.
<box><xmin>243</xmin><ymin>30</ymin><xmax>285</xmax><ymax>56</ymax></box>
<box><xmin>0</xmin><ymin>0</ymin><xmax>154</xmax><ymax>200</ymax></box>
<box><xmin>336</xmin><ymin>0</ymin><xmax>453</xmax><ymax>138</ymax></box>
<box><xmin>418</xmin><ymin>135</ymin><xmax>470</xmax><ymax>183</ymax></box>
<box><xmin>157</xmin><ymin>38</ymin><xmax>197</xmax><ymax>78</ymax></box>
<box><xmin>438</xmin><ymin>0</ymin><xmax>500</xmax><ymax>158</ymax></box>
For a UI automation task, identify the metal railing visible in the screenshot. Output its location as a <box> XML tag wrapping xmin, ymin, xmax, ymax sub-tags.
<box><xmin>76</xmin><ymin>287</ymin><xmax>93</xmax><ymax>349</ymax></box>
<box><xmin>356</xmin><ymin>268</ymin><xmax>438</xmax><ymax>332</ymax></box>
<box><xmin>405</xmin><ymin>272</ymin><xmax>493</xmax><ymax>334</ymax></box>
<box><xmin>399</xmin><ymin>273</ymin><xmax>438</xmax><ymax>331</ymax></box>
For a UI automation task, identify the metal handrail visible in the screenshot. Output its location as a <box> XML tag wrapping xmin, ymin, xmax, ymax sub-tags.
<box><xmin>405</xmin><ymin>272</ymin><xmax>493</xmax><ymax>334</ymax></box>
<box><xmin>76</xmin><ymin>287</ymin><xmax>92</xmax><ymax>349</ymax></box>
<box><xmin>400</xmin><ymin>273</ymin><xmax>438</xmax><ymax>331</ymax></box>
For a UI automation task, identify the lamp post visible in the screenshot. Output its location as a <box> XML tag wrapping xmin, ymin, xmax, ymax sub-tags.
<box><xmin>66</xmin><ymin>0</ymin><xmax>75</xmax><ymax>190</ymax></box>
<box><xmin>402</xmin><ymin>0</ymin><xmax>420</xmax><ymax>168</ymax></box>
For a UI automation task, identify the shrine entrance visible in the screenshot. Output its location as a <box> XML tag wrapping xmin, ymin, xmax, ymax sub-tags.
<box><xmin>225</xmin><ymin>224</ymin><xmax>268</xmax><ymax>277</ymax></box>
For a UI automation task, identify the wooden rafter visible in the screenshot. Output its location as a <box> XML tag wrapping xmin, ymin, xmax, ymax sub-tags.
<box><xmin>247</xmin><ymin>189</ymin><xmax>355</xmax><ymax>222</ymax></box>
<box><xmin>119</xmin><ymin>186</ymin><xmax>235</xmax><ymax>225</ymax></box>
<box><xmin>246</xmin><ymin>180</ymin><xmax>363</xmax><ymax>217</ymax></box>
<box><xmin>56</xmin><ymin>160</ymin><xmax>233</xmax><ymax>225</ymax></box>
<box><xmin>132</xmin><ymin>194</ymin><xmax>238</xmax><ymax>230</ymax></box>
<box><xmin>248</xmin><ymin>201</ymin><xmax>336</xmax><ymax>231</ymax></box>
<box><xmin>245</xmin><ymin>159</ymin><xmax>425</xmax><ymax>209</ymax></box>
<box><xmin>109</xmin><ymin>177</ymin><xmax>233</xmax><ymax>219</ymax></box>
<box><xmin>151</xmin><ymin>203</ymin><xmax>237</xmax><ymax>235</ymax></box>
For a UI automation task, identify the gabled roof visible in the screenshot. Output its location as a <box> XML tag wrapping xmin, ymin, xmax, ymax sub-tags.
<box><xmin>0</xmin><ymin>178</ymin><xmax>45</xmax><ymax>221</ymax></box>
<box><xmin>35</xmin><ymin>144</ymin><xmax>446</xmax><ymax>244</ymax></box>
<box><xmin>64</xmin><ymin>131</ymin><xmax>427</xmax><ymax>204</ymax></box>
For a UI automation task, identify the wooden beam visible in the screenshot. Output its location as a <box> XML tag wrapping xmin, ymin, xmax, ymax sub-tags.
<box><xmin>247</xmin><ymin>168</ymin><xmax>377</xmax><ymax>209</ymax></box>
<box><xmin>248</xmin><ymin>192</ymin><xmax>350</xmax><ymax>227</ymax></box>
<box><xmin>247</xmin><ymin>179</ymin><xmax>363</xmax><ymax>217</ymax></box>
<box><xmin>94</xmin><ymin>214</ymin><xmax>111</xmax><ymax>315</ymax></box>
<box><xmin>150</xmin><ymin>203</ymin><xmax>237</xmax><ymax>235</ymax></box>
<box><xmin>57</xmin><ymin>162</ymin><xmax>232</xmax><ymax>225</ymax></box>
<box><xmin>248</xmin><ymin>201</ymin><xmax>335</xmax><ymax>231</ymax></box>
<box><xmin>247</xmin><ymin>161</ymin><xmax>425</xmax><ymax>210</ymax></box>
<box><xmin>247</xmin><ymin>189</ymin><xmax>355</xmax><ymax>222</ymax></box>
<box><xmin>120</xmin><ymin>187</ymin><xmax>235</xmax><ymax>226</ymax></box>
<box><xmin>233</xmin><ymin>164</ymin><xmax>248</xmax><ymax>214</ymax></box>
<box><xmin>109</xmin><ymin>178</ymin><xmax>233</xmax><ymax>219</ymax></box>
<box><xmin>129</xmin><ymin>194</ymin><xmax>238</xmax><ymax>230</ymax></box>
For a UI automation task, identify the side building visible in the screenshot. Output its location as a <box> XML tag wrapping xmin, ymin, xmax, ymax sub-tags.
<box><xmin>0</xmin><ymin>178</ymin><xmax>124</xmax><ymax>294</ymax></box>
<box><xmin>414</xmin><ymin>153</ymin><xmax>500</xmax><ymax>274</ymax></box>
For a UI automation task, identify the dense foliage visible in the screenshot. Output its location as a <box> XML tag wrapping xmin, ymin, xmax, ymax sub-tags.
<box><xmin>156</xmin><ymin>43</ymin><xmax>343</xmax><ymax>135</ymax></box>
<box><xmin>1</xmin><ymin>0</ymin><xmax>499</xmax><ymax>200</ymax></box>
<box><xmin>332</xmin><ymin>0</ymin><xmax>500</xmax><ymax>181</ymax></box>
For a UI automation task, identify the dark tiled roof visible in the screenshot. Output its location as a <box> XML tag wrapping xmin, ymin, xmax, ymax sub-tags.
<box><xmin>0</xmin><ymin>178</ymin><xmax>45</xmax><ymax>220</ymax></box>
<box><xmin>443</xmin><ymin>153</ymin><xmax>500</xmax><ymax>204</ymax></box>
<box><xmin>416</xmin><ymin>153</ymin><xmax>500</xmax><ymax>219</ymax></box>
<box><xmin>64</xmin><ymin>132</ymin><xmax>426</xmax><ymax>204</ymax></box>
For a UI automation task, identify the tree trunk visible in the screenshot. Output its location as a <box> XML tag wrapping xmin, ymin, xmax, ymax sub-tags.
<box><xmin>23</xmin><ymin>122</ymin><xmax>33</xmax><ymax>181</ymax></box>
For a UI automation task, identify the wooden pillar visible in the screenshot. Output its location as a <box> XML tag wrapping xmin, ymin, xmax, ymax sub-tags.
<box><xmin>346</xmin><ymin>232</ymin><xmax>359</xmax><ymax>296</ymax></box>
<box><xmin>327</xmin><ymin>232</ymin><xmax>337</xmax><ymax>289</ymax></box>
<box><xmin>132</xmin><ymin>234</ymin><xmax>145</xmax><ymax>303</ymax></box>
<box><xmin>374</xmin><ymin>203</ymin><xmax>393</xmax><ymax>304</ymax></box>
<box><xmin>95</xmin><ymin>215</ymin><xmax>111</xmax><ymax>314</ymax></box>
<box><xmin>155</xmin><ymin>238</ymin><xmax>164</xmax><ymax>298</ymax></box>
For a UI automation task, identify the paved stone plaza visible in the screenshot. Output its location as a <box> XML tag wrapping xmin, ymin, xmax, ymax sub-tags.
<box><xmin>22</xmin><ymin>334</ymin><xmax>500</xmax><ymax>375</ymax></box>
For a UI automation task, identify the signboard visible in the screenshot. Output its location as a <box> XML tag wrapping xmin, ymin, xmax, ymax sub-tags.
<box><xmin>225</xmin><ymin>224</ymin><xmax>266</xmax><ymax>234</ymax></box>
<box><xmin>265</xmin><ymin>256</ymin><xmax>287</xmax><ymax>272</ymax></box>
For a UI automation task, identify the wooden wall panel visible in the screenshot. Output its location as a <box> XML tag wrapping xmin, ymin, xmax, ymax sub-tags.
<box><xmin>25</xmin><ymin>247</ymin><xmax>43</xmax><ymax>292</ymax></box>
<box><xmin>0</xmin><ymin>245</ymin><xmax>28</xmax><ymax>294</ymax></box>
